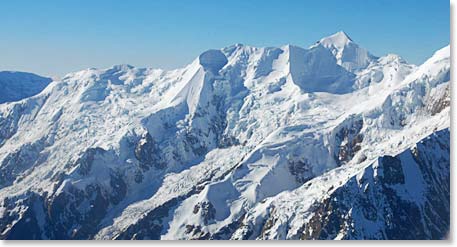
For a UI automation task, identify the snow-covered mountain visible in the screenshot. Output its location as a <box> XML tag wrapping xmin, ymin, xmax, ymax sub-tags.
<box><xmin>0</xmin><ymin>71</ymin><xmax>52</xmax><ymax>104</ymax></box>
<box><xmin>312</xmin><ymin>31</ymin><xmax>377</xmax><ymax>72</ymax></box>
<box><xmin>0</xmin><ymin>32</ymin><xmax>450</xmax><ymax>240</ymax></box>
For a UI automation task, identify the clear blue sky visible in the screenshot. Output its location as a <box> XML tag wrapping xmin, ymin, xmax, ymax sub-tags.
<box><xmin>0</xmin><ymin>0</ymin><xmax>449</xmax><ymax>77</ymax></box>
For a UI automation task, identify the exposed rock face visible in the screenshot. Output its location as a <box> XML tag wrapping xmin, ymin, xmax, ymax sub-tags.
<box><xmin>0</xmin><ymin>183</ymin><xmax>110</xmax><ymax>240</ymax></box>
<box><xmin>193</xmin><ymin>201</ymin><xmax>216</xmax><ymax>224</ymax></box>
<box><xmin>311</xmin><ymin>130</ymin><xmax>450</xmax><ymax>240</ymax></box>
<box><xmin>134</xmin><ymin>132</ymin><xmax>162</xmax><ymax>170</ymax></box>
<box><xmin>114</xmin><ymin>197</ymin><xmax>182</xmax><ymax>240</ymax></box>
<box><xmin>287</xmin><ymin>157</ymin><xmax>313</xmax><ymax>184</ymax></box>
<box><xmin>75</xmin><ymin>147</ymin><xmax>107</xmax><ymax>176</ymax></box>
<box><xmin>427</xmin><ymin>84</ymin><xmax>450</xmax><ymax>116</ymax></box>
<box><xmin>332</xmin><ymin>116</ymin><xmax>364</xmax><ymax>165</ymax></box>
<box><xmin>0</xmin><ymin>137</ymin><xmax>46</xmax><ymax>188</ymax></box>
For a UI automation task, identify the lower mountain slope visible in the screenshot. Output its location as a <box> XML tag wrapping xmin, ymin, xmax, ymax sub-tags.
<box><xmin>233</xmin><ymin>129</ymin><xmax>450</xmax><ymax>240</ymax></box>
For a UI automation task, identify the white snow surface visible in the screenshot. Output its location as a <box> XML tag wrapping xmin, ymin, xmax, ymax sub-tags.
<box><xmin>313</xmin><ymin>31</ymin><xmax>378</xmax><ymax>72</ymax></box>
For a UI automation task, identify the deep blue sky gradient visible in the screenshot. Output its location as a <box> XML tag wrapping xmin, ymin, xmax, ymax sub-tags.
<box><xmin>0</xmin><ymin>0</ymin><xmax>449</xmax><ymax>76</ymax></box>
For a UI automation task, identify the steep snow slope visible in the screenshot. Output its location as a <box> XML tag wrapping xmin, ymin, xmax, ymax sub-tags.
<box><xmin>0</xmin><ymin>32</ymin><xmax>450</xmax><ymax>240</ymax></box>
<box><xmin>0</xmin><ymin>71</ymin><xmax>52</xmax><ymax>104</ymax></box>
<box><xmin>313</xmin><ymin>31</ymin><xmax>377</xmax><ymax>72</ymax></box>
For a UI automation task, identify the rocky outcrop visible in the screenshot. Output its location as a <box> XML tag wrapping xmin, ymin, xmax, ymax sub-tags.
<box><xmin>332</xmin><ymin>115</ymin><xmax>364</xmax><ymax>165</ymax></box>
<box><xmin>255</xmin><ymin>129</ymin><xmax>450</xmax><ymax>240</ymax></box>
<box><xmin>134</xmin><ymin>132</ymin><xmax>163</xmax><ymax>170</ymax></box>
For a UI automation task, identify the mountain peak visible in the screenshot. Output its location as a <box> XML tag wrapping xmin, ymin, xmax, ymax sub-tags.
<box><xmin>313</xmin><ymin>31</ymin><xmax>376</xmax><ymax>72</ymax></box>
<box><xmin>318</xmin><ymin>31</ymin><xmax>353</xmax><ymax>49</ymax></box>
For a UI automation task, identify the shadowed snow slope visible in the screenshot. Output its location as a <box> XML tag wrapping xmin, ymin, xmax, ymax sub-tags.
<box><xmin>199</xmin><ymin>50</ymin><xmax>228</xmax><ymax>73</ymax></box>
<box><xmin>0</xmin><ymin>32</ymin><xmax>450</xmax><ymax>240</ymax></box>
<box><xmin>0</xmin><ymin>71</ymin><xmax>52</xmax><ymax>104</ymax></box>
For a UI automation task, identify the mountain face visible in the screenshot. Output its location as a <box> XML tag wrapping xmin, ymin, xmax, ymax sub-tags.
<box><xmin>233</xmin><ymin>129</ymin><xmax>450</xmax><ymax>240</ymax></box>
<box><xmin>313</xmin><ymin>31</ymin><xmax>377</xmax><ymax>72</ymax></box>
<box><xmin>0</xmin><ymin>32</ymin><xmax>450</xmax><ymax>240</ymax></box>
<box><xmin>0</xmin><ymin>71</ymin><xmax>52</xmax><ymax>104</ymax></box>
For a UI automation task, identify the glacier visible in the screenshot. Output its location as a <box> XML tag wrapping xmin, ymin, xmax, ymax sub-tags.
<box><xmin>0</xmin><ymin>32</ymin><xmax>450</xmax><ymax>240</ymax></box>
